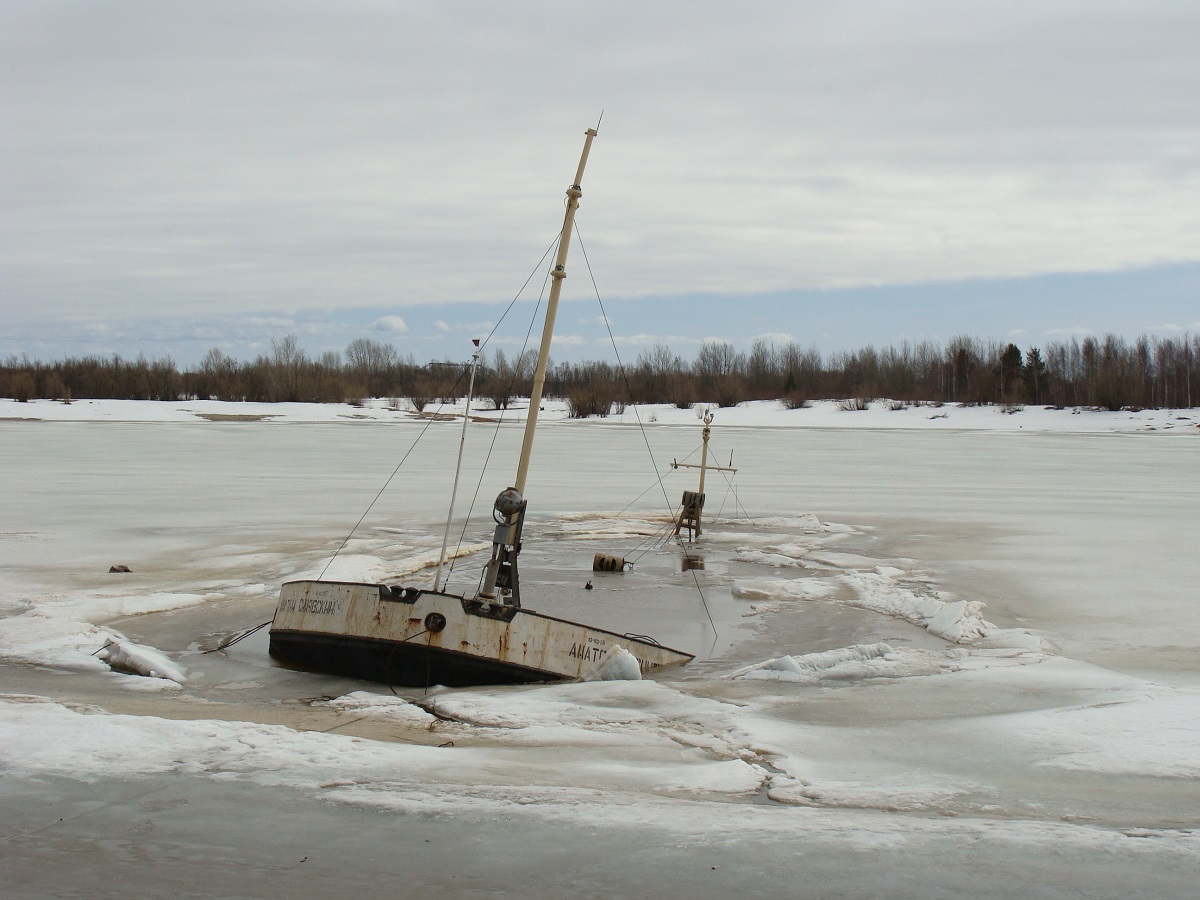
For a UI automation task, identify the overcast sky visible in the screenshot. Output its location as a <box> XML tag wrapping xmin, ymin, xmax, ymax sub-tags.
<box><xmin>3</xmin><ymin>1</ymin><xmax>1198</xmax><ymax>367</ymax></box>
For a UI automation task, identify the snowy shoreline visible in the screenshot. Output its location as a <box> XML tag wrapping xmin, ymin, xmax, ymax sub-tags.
<box><xmin>4</xmin><ymin>395</ymin><xmax>1198</xmax><ymax>433</ymax></box>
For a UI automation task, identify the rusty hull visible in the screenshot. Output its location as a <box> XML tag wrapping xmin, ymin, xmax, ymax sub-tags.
<box><xmin>268</xmin><ymin>580</ymin><xmax>693</xmax><ymax>688</ymax></box>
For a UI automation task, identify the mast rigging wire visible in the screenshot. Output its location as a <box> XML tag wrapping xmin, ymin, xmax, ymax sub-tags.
<box><xmin>576</xmin><ymin>226</ymin><xmax>718</xmax><ymax>639</ymax></box>
<box><xmin>444</xmin><ymin>254</ymin><xmax>555</xmax><ymax>588</ymax></box>
<box><xmin>319</xmin><ymin>235</ymin><xmax>561</xmax><ymax>580</ymax></box>
<box><xmin>317</xmin><ymin>368</ymin><xmax>470</xmax><ymax>580</ymax></box>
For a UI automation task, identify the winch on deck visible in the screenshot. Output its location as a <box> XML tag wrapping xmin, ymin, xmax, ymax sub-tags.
<box><xmin>477</xmin><ymin>487</ymin><xmax>528</xmax><ymax>606</ymax></box>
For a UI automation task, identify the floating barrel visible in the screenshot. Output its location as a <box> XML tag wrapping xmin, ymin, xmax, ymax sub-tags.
<box><xmin>592</xmin><ymin>553</ymin><xmax>626</xmax><ymax>572</ymax></box>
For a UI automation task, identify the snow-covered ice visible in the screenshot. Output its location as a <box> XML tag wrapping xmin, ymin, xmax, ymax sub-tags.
<box><xmin>2</xmin><ymin>398</ymin><xmax>1198</xmax><ymax>896</ymax></box>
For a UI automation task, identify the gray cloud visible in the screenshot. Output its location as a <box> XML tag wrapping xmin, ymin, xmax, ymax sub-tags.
<box><xmin>3</xmin><ymin>1</ymin><xmax>1198</xmax><ymax>360</ymax></box>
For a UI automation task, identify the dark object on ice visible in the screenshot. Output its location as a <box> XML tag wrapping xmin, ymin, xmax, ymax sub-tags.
<box><xmin>109</xmin><ymin>564</ymin><xmax>131</xmax><ymax>573</ymax></box>
<box><xmin>674</xmin><ymin>490</ymin><xmax>705</xmax><ymax>540</ymax></box>
<box><xmin>592</xmin><ymin>553</ymin><xmax>626</xmax><ymax>572</ymax></box>
<box><xmin>585</xmin><ymin>580</ymin><xmax>593</xmax><ymax>590</ymax></box>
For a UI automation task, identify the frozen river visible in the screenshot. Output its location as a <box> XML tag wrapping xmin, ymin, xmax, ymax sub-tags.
<box><xmin>2</xmin><ymin>402</ymin><xmax>1199</xmax><ymax>897</ymax></box>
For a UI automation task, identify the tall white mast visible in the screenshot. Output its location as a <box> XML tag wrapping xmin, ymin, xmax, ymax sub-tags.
<box><xmin>513</xmin><ymin>127</ymin><xmax>598</xmax><ymax>495</ymax></box>
<box><xmin>477</xmin><ymin>127</ymin><xmax>598</xmax><ymax>605</ymax></box>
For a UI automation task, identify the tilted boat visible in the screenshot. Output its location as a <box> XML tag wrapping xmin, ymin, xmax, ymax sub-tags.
<box><xmin>269</xmin><ymin>127</ymin><xmax>694</xmax><ymax>687</ymax></box>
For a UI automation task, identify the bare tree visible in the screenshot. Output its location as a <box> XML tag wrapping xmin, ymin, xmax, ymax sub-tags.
<box><xmin>345</xmin><ymin>338</ymin><xmax>398</xmax><ymax>398</ymax></box>
<box><xmin>693</xmin><ymin>341</ymin><xmax>746</xmax><ymax>406</ymax></box>
<box><xmin>270</xmin><ymin>335</ymin><xmax>308</xmax><ymax>402</ymax></box>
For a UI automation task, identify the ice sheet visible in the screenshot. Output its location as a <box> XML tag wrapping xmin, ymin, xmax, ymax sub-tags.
<box><xmin>2</xmin><ymin>401</ymin><xmax>1199</xmax><ymax>895</ymax></box>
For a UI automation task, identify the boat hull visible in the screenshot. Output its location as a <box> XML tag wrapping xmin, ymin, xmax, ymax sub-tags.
<box><xmin>268</xmin><ymin>580</ymin><xmax>693</xmax><ymax>688</ymax></box>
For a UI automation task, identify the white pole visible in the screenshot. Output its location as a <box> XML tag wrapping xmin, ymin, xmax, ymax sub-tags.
<box><xmin>696</xmin><ymin>410</ymin><xmax>712</xmax><ymax>537</ymax></box>
<box><xmin>433</xmin><ymin>341</ymin><xmax>480</xmax><ymax>591</ymax></box>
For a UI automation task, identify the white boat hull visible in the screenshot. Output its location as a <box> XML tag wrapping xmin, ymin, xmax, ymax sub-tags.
<box><xmin>269</xmin><ymin>580</ymin><xmax>693</xmax><ymax>687</ymax></box>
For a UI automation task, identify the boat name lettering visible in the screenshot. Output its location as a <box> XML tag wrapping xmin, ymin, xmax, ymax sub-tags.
<box><xmin>568</xmin><ymin>642</ymin><xmax>607</xmax><ymax>662</ymax></box>
<box><xmin>280</xmin><ymin>595</ymin><xmax>343</xmax><ymax>616</ymax></box>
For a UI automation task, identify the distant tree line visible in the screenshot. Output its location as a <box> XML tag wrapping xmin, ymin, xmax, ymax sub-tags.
<box><xmin>3</xmin><ymin>333</ymin><xmax>1197</xmax><ymax>413</ymax></box>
